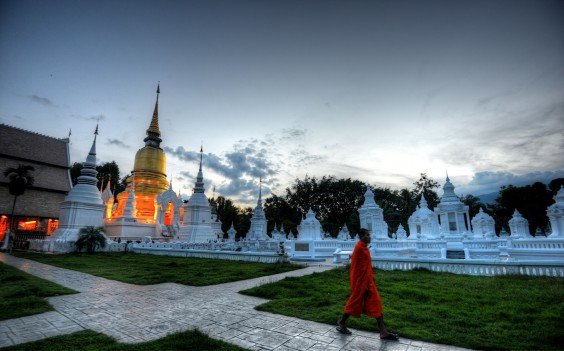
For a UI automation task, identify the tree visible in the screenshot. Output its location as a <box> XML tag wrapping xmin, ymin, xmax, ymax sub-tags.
<box><xmin>75</xmin><ymin>226</ymin><xmax>107</xmax><ymax>253</ymax></box>
<box><xmin>70</xmin><ymin>161</ymin><xmax>124</xmax><ymax>196</ymax></box>
<box><xmin>264</xmin><ymin>194</ymin><xmax>301</xmax><ymax>236</ymax></box>
<box><xmin>373</xmin><ymin>187</ymin><xmax>417</xmax><ymax>235</ymax></box>
<box><xmin>69</xmin><ymin>162</ymin><xmax>83</xmax><ymax>186</ymax></box>
<box><xmin>490</xmin><ymin>182</ymin><xmax>554</xmax><ymax>235</ymax></box>
<box><xmin>413</xmin><ymin>173</ymin><xmax>440</xmax><ymax>209</ymax></box>
<box><xmin>285</xmin><ymin>175</ymin><xmax>367</xmax><ymax>236</ymax></box>
<box><xmin>460</xmin><ymin>194</ymin><xmax>484</xmax><ymax>219</ymax></box>
<box><xmin>549</xmin><ymin>178</ymin><xmax>564</xmax><ymax>194</ymax></box>
<box><xmin>2</xmin><ymin>165</ymin><xmax>35</xmax><ymax>251</ymax></box>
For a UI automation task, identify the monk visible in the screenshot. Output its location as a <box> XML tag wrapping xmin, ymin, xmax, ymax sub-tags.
<box><xmin>336</xmin><ymin>228</ymin><xmax>399</xmax><ymax>341</ymax></box>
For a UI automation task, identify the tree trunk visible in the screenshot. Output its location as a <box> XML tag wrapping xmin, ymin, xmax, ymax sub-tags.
<box><xmin>1</xmin><ymin>195</ymin><xmax>17</xmax><ymax>251</ymax></box>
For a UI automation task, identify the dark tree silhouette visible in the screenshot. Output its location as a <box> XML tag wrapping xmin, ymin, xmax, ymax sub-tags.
<box><xmin>2</xmin><ymin>165</ymin><xmax>35</xmax><ymax>251</ymax></box>
<box><xmin>75</xmin><ymin>226</ymin><xmax>107</xmax><ymax>253</ymax></box>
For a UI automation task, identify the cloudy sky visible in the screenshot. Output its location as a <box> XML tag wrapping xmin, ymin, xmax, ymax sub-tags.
<box><xmin>1</xmin><ymin>0</ymin><xmax>563</xmax><ymax>205</ymax></box>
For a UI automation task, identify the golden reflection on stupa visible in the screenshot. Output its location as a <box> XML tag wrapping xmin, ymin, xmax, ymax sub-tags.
<box><xmin>112</xmin><ymin>84</ymin><xmax>168</xmax><ymax>223</ymax></box>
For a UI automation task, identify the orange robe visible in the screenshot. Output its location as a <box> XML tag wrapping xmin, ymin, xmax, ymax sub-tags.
<box><xmin>344</xmin><ymin>240</ymin><xmax>383</xmax><ymax>318</ymax></box>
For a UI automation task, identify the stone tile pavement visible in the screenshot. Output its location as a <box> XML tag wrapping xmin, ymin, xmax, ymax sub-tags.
<box><xmin>0</xmin><ymin>253</ymin><xmax>473</xmax><ymax>350</ymax></box>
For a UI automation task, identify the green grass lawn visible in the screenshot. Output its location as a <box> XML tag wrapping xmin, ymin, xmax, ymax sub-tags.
<box><xmin>0</xmin><ymin>329</ymin><xmax>248</xmax><ymax>351</ymax></box>
<box><xmin>0</xmin><ymin>262</ymin><xmax>77</xmax><ymax>321</ymax></box>
<box><xmin>240</xmin><ymin>267</ymin><xmax>564</xmax><ymax>351</ymax></box>
<box><xmin>12</xmin><ymin>252</ymin><xmax>302</xmax><ymax>286</ymax></box>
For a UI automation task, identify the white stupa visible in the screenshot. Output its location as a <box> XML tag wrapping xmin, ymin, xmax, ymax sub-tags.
<box><xmin>547</xmin><ymin>186</ymin><xmax>564</xmax><ymax>237</ymax></box>
<box><xmin>408</xmin><ymin>193</ymin><xmax>439</xmax><ymax>239</ymax></box>
<box><xmin>358</xmin><ymin>186</ymin><xmax>388</xmax><ymax>239</ymax></box>
<box><xmin>297</xmin><ymin>208</ymin><xmax>324</xmax><ymax>240</ymax></box>
<box><xmin>178</xmin><ymin>147</ymin><xmax>216</xmax><ymax>242</ymax></box>
<box><xmin>471</xmin><ymin>208</ymin><xmax>496</xmax><ymax>239</ymax></box>
<box><xmin>247</xmin><ymin>178</ymin><xmax>268</xmax><ymax>241</ymax></box>
<box><xmin>434</xmin><ymin>174</ymin><xmax>471</xmax><ymax>238</ymax></box>
<box><xmin>50</xmin><ymin>125</ymin><xmax>105</xmax><ymax>243</ymax></box>
<box><xmin>508</xmin><ymin>209</ymin><xmax>531</xmax><ymax>238</ymax></box>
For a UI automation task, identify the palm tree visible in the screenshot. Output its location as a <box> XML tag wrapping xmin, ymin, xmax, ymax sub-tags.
<box><xmin>75</xmin><ymin>226</ymin><xmax>107</xmax><ymax>253</ymax></box>
<box><xmin>2</xmin><ymin>165</ymin><xmax>35</xmax><ymax>251</ymax></box>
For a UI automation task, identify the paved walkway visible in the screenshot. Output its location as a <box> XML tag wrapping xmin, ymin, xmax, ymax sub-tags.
<box><xmin>0</xmin><ymin>253</ymin><xmax>472</xmax><ymax>351</ymax></box>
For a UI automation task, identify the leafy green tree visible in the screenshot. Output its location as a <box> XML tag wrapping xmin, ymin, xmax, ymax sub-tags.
<box><xmin>373</xmin><ymin>187</ymin><xmax>417</xmax><ymax>235</ymax></box>
<box><xmin>75</xmin><ymin>226</ymin><xmax>107</xmax><ymax>253</ymax></box>
<box><xmin>460</xmin><ymin>194</ymin><xmax>484</xmax><ymax>219</ymax></box>
<box><xmin>285</xmin><ymin>175</ymin><xmax>366</xmax><ymax>236</ymax></box>
<box><xmin>70</xmin><ymin>161</ymin><xmax>125</xmax><ymax>196</ymax></box>
<box><xmin>2</xmin><ymin>165</ymin><xmax>35</xmax><ymax>251</ymax></box>
<box><xmin>548</xmin><ymin>178</ymin><xmax>564</xmax><ymax>194</ymax></box>
<box><xmin>211</xmin><ymin>196</ymin><xmax>238</xmax><ymax>235</ymax></box>
<box><xmin>69</xmin><ymin>162</ymin><xmax>82</xmax><ymax>185</ymax></box>
<box><xmin>97</xmin><ymin>161</ymin><xmax>121</xmax><ymax>192</ymax></box>
<box><xmin>264</xmin><ymin>194</ymin><xmax>301</xmax><ymax>236</ymax></box>
<box><xmin>413</xmin><ymin>173</ymin><xmax>440</xmax><ymax>209</ymax></box>
<box><xmin>491</xmin><ymin>182</ymin><xmax>553</xmax><ymax>235</ymax></box>
<box><xmin>237</xmin><ymin>207</ymin><xmax>253</xmax><ymax>238</ymax></box>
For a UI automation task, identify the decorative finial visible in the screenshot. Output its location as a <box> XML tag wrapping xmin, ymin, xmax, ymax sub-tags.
<box><xmin>446</xmin><ymin>170</ymin><xmax>450</xmax><ymax>182</ymax></box>
<box><xmin>94</xmin><ymin>123</ymin><xmax>99</xmax><ymax>135</ymax></box>
<box><xmin>68</xmin><ymin>128</ymin><xmax>72</xmax><ymax>138</ymax></box>
<box><xmin>199</xmin><ymin>144</ymin><xmax>203</xmax><ymax>172</ymax></box>
<box><xmin>258</xmin><ymin>177</ymin><xmax>263</xmax><ymax>203</ymax></box>
<box><xmin>144</xmin><ymin>83</ymin><xmax>162</xmax><ymax>145</ymax></box>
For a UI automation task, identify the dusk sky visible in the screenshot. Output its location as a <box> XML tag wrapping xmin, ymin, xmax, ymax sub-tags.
<box><xmin>1</xmin><ymin>0</ymin><xmax>563</xmax><ymax>206</ymax></box>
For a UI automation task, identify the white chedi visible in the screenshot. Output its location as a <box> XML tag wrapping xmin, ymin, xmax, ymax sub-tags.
<box><xmin>396</xmin><ymin>224</ymin><xmax>408</xmax><ymax>240</ymax></box>
<box><xmin>297</xmin><ymin>208</ymin><xmax>324</xmax><ymax>240</ymax></box>
<box><xmin>508</xmin><ymin>209</ymin><xmax>531</xmax><ymax>238</ymax></box>
<box><xmin>408</xmin><ymin>193</ymin><xmax>439</xmax><ymax>239</ymax></box>
<box><xmin>247</xmin><ymin>180</ymin><xmax>268</xmax><ymax>241</ymax></box>
<box><xmin>547</xmin><ymin>186</ymin><xmax>564</xmax><ymax>237</ymax></box>
<box><xmin>51</xmin><ymin>127</ymin><xmax>106</xmax><ymax>244</ymax></box>
<box><xmin>178</xmin><ymin>149</ymin><xmax>216</xmax><ymax>243</ymax></box>
<box><xmin>471</xmin><ymin>208</ymin><xmax>496</xmax><ymax>239</ymax></box>
<box><xmin>337</xmin><ymin>224</ymin><xmax>351</xmax><ymax>240</ymax></box>
<box><xmin>434</xmin><ymin>176</ymin><xmax>471</xmax><ymax>237</ymax></box>
<box><xmin>358</xmin><ymin>186</ymin><xmax>389</xmax><ymax>240</ymax></box>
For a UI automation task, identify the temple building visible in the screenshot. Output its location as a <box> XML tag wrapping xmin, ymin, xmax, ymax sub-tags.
<box><xmin>0</xmin><ymin>124</ymin><xmax>71</xmax><ymax>242</ymax></box>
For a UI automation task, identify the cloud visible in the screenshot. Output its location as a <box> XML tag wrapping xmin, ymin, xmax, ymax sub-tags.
<box><xmin>427</xmin><ymin>98</ymin><xmax>564</xmax><ymax>173</ymax></box>
<box><xmin>106</xmin><ymin>139</ymin><xmax>131</xmax><ymax>149</ymax></box>
<box><xmin>163</xmin><ymin>127</ymin><xmax>329</xmax><ymax>204</ymax></box>
<box><xmin>29</xmin><ymin>95</ymin><xmax>54</xmax><ymax>106</ymax></box>
<box><xmin>458</xmin><ymin>170</ymin><xmax>564</xmax><ymax>195</ymax></box>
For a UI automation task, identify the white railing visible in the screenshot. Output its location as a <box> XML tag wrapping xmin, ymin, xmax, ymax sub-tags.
<box><xmin>132</xmin><ymin>246</ymin><xmax>285</xmax><ymax>264</ymax></box>
<box><xmin>372</xmin><ymin>258</ymin><xmax>564</xmax><ymax>277</ymax></box>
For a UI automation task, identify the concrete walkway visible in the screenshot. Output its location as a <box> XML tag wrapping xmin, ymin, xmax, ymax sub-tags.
<box><xmin>0</xmin><ymin>253</ymin><xmax>472</xmax><ymax>351</ymax></box>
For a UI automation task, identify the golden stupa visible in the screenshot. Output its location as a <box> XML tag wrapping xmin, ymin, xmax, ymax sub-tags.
<box><xmin>112</xmin><ymin>85</ymin><xmax>168</xmax><ymax>223</ymax></box>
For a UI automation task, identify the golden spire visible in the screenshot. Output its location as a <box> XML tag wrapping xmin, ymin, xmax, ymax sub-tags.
<box><xmin>143</xmin><ymin>83</ymin><xmax>163</xmax><ymax>147</ymax></box>
<box><xmin>147</xmin><ymin>83</ymin><xmax>161</xmax><ymax>136</ymax></box>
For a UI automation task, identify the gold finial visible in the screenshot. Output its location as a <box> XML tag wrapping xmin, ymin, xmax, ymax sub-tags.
<box><xmin>147</xmin><ymin>83</ymin><xmax>161</xmax><ymax>136</ymax></box>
